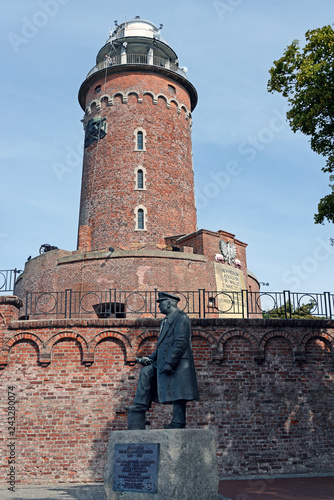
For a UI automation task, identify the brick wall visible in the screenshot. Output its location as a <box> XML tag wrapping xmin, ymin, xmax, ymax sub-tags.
<box><xmin>1</xmin><ymin>312</ymin><xmax>333</xmax><ymax>484</ymax></box>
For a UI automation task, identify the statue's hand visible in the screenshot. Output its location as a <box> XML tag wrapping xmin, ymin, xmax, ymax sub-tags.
<box><xmin>161</xmin><ymin>362</ymin><xmax>173</xmax><ymax>375</ymax></box>
<box><xmin>136</xmin><ymin>356</ymin><xmax>153</xmax><ymax>366</ymax></box>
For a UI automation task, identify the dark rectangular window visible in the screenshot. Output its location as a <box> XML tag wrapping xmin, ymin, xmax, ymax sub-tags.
<box><xmin>138</xmin><ymin>209</ymin><xmax>144</xmax><ymax>229</ymax></box>
<box><xmin>137</xmin><ymin>131</ymin><xmax>144</xmax><ymax>150</ymax></box>
<box><xmin>137</xmin><ymin>169</ymin><xmax>144</xmax><ymax>189</ymax></box>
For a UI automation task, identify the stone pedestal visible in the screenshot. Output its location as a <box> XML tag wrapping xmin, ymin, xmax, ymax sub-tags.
<box><xmin>104</xmin><ymin>429</ymin><xmax>219</xmax><ymax>500</ymax></box>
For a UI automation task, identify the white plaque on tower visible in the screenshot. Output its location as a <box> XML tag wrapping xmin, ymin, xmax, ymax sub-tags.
<box><xmin>214</xmin><ymin>262</ymin><xmax>246</xmax><ymax>318</ymax></box>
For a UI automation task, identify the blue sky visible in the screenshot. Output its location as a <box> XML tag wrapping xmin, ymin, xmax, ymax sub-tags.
<box><xmin>1</xmin><ymin>0</ymin><xmax>334</xmax><ymax>294</ymax></box>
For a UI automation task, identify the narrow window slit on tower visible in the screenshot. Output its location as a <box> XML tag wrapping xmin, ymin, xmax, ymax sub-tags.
<box><xmin>137</xmin><ymin>131</ymin><xmax>144</xmax><ymax>150</ymax></box>
<box><xmin>137</xmin><ymin>169</ymin><xmax>144</xmax><ymax>189</ymax></box>
<box><xmin>138</xmin><ymin>208</ymin><xmax>144</xmax><ymax>229</ymax></box>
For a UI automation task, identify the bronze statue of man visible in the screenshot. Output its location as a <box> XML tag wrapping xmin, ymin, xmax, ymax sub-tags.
<box><xmin>128</xmin><ymin>292</ymin><xmax>199</xmax><ymax>430</ymax></box>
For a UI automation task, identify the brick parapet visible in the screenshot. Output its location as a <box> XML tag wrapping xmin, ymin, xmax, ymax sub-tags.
<box><xmin>5</xmin><ymin>317</ymin><xmax>334</xmax><ymax>330</ymax></box>
<box><xmin>57</xmin><ymin>249</ymin><xmax>207</xmax><ymax>265</ymax></box>
<box><xmin>1</xmin><ymin>317</ymin><xmax>333</xmax><ymax>368</ymax></box>
<box><xmin>0</xmin><ymin>295</ymin><xmax>22</xmax><ymax>322</ymax></box>
<box><xmin>79</xmin><ymin>65</ymin><xmax>198</xmax><ymax>112</ymax></box>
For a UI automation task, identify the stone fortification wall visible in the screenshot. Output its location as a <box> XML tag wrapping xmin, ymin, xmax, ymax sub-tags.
<box><xmin>0</xmin><ymin>300</ymin><xmax>333</xmax><ymax>484</ymax></box>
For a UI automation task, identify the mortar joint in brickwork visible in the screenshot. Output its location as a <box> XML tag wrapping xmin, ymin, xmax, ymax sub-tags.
<box><xmin>254</xmin><ymin>349</ymin><xmax>265</xmax><ymax>364</ymax></box>
<box><xmin>294</xmin><ymin>350</ymin><xmax>306</xmax><ymax>364</ymax></box>
<box><xmin>212</xmin><ymin>348</ymin><xmax>224</xmax><ymax>365</ymax></box>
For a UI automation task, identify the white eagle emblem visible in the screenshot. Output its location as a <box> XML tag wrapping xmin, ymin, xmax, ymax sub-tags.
<box><xmin>219</xmin><ymin>239</ymin><xmax>236</xmax><ymax>265</ymax></box>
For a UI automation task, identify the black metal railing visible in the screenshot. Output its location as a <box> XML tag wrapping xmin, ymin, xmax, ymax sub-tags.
<box><xmin>86</xmin><ymin>55</ymin><xmax>182</xmax><ymax>79</ymax></box>
<box><xmin>0</xmin><ymin>269</ymin><xmax>22</xmax><ymax>293</ymax></box>
<box><xmin>19</xmin><ymin>290</ymin><xmax>334</xmax><ymax>320</ymax></box>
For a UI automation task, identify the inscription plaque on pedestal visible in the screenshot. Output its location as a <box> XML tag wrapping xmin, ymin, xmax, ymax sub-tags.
<box><xmin>113</xmin><ymin>443</ymin><xmax>159</xmax><ymax>494</ymax></box>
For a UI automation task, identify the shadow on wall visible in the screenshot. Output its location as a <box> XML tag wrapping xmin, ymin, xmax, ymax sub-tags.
<box><xmin>0</xmin><ymin>332</ymin><xmax>184</xmax><ymax>487</ymax></box>
<box><xmin>0</xmin><ymin>337</ymin><xmax>134</xmax><ymax>485</ymax></box>
<box><xmin>203</xmin><ymin>333</ymin><xmax>334</xmax><ymax>476</ymax></box>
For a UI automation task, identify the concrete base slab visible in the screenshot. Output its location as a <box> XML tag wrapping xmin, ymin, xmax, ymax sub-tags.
<box><xmin>104</xmin><ymin>429</ymin><xmax>219</xmax><ymax>500</ymax></box>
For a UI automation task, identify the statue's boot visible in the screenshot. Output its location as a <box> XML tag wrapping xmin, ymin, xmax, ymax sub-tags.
<box><xmin>127</xmin><ymin>404</ymin><xmax>147</xmax><ymax>430</ymax></box>
<box><xmin>164</xmin><ymin>400</ymin><xmax>186</xmax><ymax>429</ymax></box>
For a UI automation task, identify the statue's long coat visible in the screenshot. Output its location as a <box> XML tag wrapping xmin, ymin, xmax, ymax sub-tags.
<box><xmin>149</xmin><ymin>309</ymin><xmax>199</xmax><ymax>404</ymax></box>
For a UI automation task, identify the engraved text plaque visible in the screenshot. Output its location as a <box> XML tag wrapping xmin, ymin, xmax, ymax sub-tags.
<box><xmin>113</xmin><ymin>443</ymin><xmax>159</xmax><ymax>493</ymax></box>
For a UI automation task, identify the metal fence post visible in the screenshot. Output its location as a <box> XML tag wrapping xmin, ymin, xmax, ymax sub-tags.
<box><xmin>68</xmin><ymin>289</ymin><xmax>72</xmax><ymax>319</ymax></box>
<box><xmin>25</xmin><ymin>291</ymin><xmax>29</xmax><ymax>320</ymax></box>
<box><xmin>324</xmin><ymin>292</ymin><xmax>332</xmax><ymax>320</ymax></box>
<box><xmin>108</xmin><ymin>289</ymin><xmax>112</xmax><ymax>318</ymax></box>
<box><xmin>283</xmin><ymin>290</ymin><xmax>292</xmax><ymax>319</ymax></box>
<box><xmin>201</xmin><ymin>289</ymin><xmax>206</xmax><ymax>319</ymax></box>
<box><xmin>13</xmin><ymin>268</ymin><xmax>20</xmax><ymax>289</ymax></box>
<box><xmin>113</xmin><ymin>289</ymin><xmax>117</xmax><ymax>317</ymax></box>
<box><xmin>65</xmin><ymin>290</ymin><xmax>68</xmax><ymax>318</ymax></box>
<box><xmin>154</xmin><ymin>289</ymin><xmax>158</xmax><ymax>318</ymax></box>
<box><xmin>242</xmin><ymin>289</ymin><xmax>249</xmax><ymax>319</ymax></box>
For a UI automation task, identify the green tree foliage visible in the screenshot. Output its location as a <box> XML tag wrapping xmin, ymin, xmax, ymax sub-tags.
<box><xmin>267</xmin><ymin>25</ymin><xmax>334</xmax><ymax>224</ymax></box>
<box><xmin>263</xmin><ymin>300</ymin><xmax>319</xmax><ymax>319</ymax></box>
<box><xmin>315</xmin><ymin>175</ymin><xmax>334</xmax><ymax>223</ymax></box>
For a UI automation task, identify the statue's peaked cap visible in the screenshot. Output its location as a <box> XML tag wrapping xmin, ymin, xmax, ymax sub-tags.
<box><xmin>156</xmin><ymin>292</ymin><xmax>180</xmax><ymax>302</ymax></box>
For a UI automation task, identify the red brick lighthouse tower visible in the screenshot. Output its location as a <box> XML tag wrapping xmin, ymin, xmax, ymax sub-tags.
<box><xmin>77</xmin><ymin>17</ymin><xmax>198</xmax><ymax>252</ymax></box>
<box><xmin>14</xmin><ymin>17</ymin><xmax>259</xmax><ymax>311</ymax></box>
